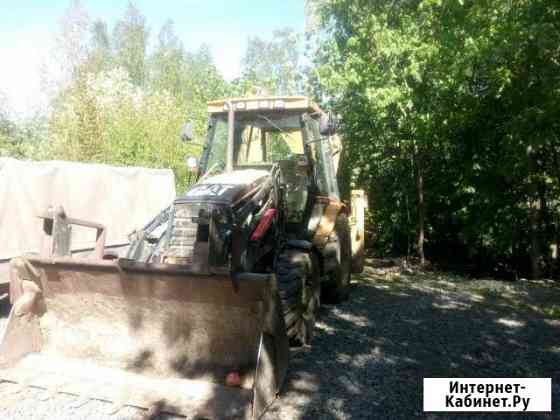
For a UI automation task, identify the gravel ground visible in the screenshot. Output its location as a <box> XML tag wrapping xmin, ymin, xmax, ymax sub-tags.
<box><xmin>0</xmin><ymin>263</ymin><xmax>559</xmax><ymax>419</ymax></box>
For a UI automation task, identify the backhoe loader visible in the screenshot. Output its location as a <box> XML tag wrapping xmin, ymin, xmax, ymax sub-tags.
<box><xmin>0</xmin><ymin>96</ymin><xmax>365</xmax><ymax>419</ymax></box>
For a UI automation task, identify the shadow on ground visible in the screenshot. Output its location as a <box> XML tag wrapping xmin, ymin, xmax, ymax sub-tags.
<box><xmin>264</xmin><ymin>267</ymin><xmax>560</xmax><ymax>419</ymax></box>
<box><xmin>0</xmin><ymin>266</ymin><xmax>558</xmax><ymax>419</ymax></box>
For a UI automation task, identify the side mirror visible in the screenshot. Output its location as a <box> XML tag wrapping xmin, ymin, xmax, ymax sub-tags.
<box><xmin>319</xmin><ymin>111</ymin><xmax>338</xmax><ymax>136</ymax></box>
<box><xmin>180</xmin><ymin>122</ymin><xmax>194</xmax><ymax>142</ymax></box>
<box><xmin>186</xmin><ymin>156</ymin><xmax>198</xmax><ymax>172</ymax></box>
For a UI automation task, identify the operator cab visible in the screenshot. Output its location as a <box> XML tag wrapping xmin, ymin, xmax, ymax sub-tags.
<box><xmin>200</xmin><ymin>97</ymin><xmax>339</xmax><ymax>232</ymax></box>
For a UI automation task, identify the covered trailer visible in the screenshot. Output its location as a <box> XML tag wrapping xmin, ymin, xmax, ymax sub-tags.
<box><xmin>0</xmin><ymin>158</ymin><xmax>176</xmax><ymax>300</ymax></box>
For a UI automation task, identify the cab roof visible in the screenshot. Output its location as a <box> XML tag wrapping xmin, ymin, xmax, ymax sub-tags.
<box><xmin>207</xmin><ymin>96</ymin><xmax>320</xmax><ymax>114</ymax></box>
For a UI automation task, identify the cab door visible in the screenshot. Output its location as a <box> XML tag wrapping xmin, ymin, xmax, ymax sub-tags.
<box><xmin>303</xmin><ymin>114</ymin><xmax>366</xmax><ymax>274</ymax></box>
<box><xmin>303</xmin><ymin>115</ymin><xmax>343</xmax><ymax>248</ymax></box>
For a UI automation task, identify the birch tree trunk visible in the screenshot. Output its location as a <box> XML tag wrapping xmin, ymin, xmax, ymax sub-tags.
<box><xmin>414</xmin><ymin>143</ymin><xmax>425</xmax><ymax>265</ymax></box>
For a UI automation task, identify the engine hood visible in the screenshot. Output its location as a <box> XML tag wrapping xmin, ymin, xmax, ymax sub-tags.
<box><xmin>176</xmin><ymin>169</ymin><xmax>270</xmax><ymax>204</ymax></box>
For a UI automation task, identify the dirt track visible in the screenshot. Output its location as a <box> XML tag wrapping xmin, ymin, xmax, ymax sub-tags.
<box><xmin>0</xmin><ymin>264</ymin><xmax>558</xmax><ymax>419</ymax></box>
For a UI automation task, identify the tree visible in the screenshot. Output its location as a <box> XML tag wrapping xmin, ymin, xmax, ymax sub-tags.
<box><xmin>42</xmin><ymin>0</ymin><xmax>90</xmax><ymax>96</ymax></box>
<box><xmin>0</xmin><ymin>91</ymin><xmax>47</xmax><ymax>159</ymax></box>
<box><xmin>241</xmin><ymin>28</ymin><xmax>303</xmax><ymax>95</ymax></box>
<box><xmin>149</xmin><ymin>20</ymin><xmax>185</xmax><ymax>97</ymax></box>
<box><xmin>47</xmin><ymin>68</ymin><xmax>197</xmax><ymax>189</ymax></box>
<box><xmin>316</xmin><ymin>0</ymin><xmax>560</xmax><ymax>277</ymax></box>
<box><xmin>113</xmin><ymin>1</ymin><xmax>150</xmax><ymax>85</ymax></box>
<box><xmin>86</xmin><ymin>19</ymin><xmax>112</xmax><ymax>74</ymax></box>
<box><xmin>0</xmin><ymin>91</ymin><xmax>16</xmax><ymax>156</ymax></box>
<box><xmin>43</xmin><ymin>2</ymin><xmax>231</xmax><ymax>191</ymax></box>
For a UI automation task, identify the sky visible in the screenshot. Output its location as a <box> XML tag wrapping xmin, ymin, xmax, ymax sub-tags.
<box><xmin>0</xmin><ymin>0</ymin><xmax>305</xmax><ymax>117</ymax></box>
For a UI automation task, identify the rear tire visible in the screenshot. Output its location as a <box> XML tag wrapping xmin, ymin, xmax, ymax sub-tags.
<box><xmin>322</xmin><ymin>213</ymin><xmax>352</xmax><ymax>303</ymax></box>
<box><xmin>275</xmin><ymin>249</ymin><xmax>320</xmax><ymax>346</ymax></box>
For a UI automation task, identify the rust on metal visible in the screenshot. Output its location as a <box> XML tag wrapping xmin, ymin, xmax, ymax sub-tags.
<box><xmin>39</xmin><ymin>206</ymin><xmax>107</xmax><ymax>260</ymax></box>
<box><xmin>0</xmin><ymin>255</ymin><xmax>289</xmax><ymax>419</ymax></box>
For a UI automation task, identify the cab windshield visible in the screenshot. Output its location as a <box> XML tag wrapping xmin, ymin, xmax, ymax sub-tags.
<box><xmin>204</xmin><ymin>111</ymin><xmax>304</xmax><ymax>172</ymax></box>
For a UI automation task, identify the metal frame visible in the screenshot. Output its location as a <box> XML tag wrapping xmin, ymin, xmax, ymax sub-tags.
<box><xmin>39</xmin><ymin>206</ymin><xmax>107</xmax><ymax>260</ymax></box>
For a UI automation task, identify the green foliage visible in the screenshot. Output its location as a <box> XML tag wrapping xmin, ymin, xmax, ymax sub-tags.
<box><xmin>239</xmin><ymin>28</ymin><xmax>304</xmax><ymax>96</ymax></box>
<box><xmin>46</xmin><ymin>69</ymin><xmax>192</xmax><ymax>188</ymax></box>
<box><xmin>2</xmin><ymin>1</ymin><xmax>305</xmax><ymax>195</ymax></box>
<box><xmin>0</xmin><ymin>92</ymin><xmax>47</xmax><ymax>159</ymax></box>
<box><xmin>112</xmin><ymin>1</ymin><xmax>149</xmax><ymax>86</ymax></box>
<box><xmin>317</xmin><ymin>0</ymin><xmax>560</xmax><ymax>277</ymax></box>
<box><xmin>36</xmin><ymin>1</ymin><xmax>230</xmax><ymax>193</ymax></box>
<box><xmin>543</xmin><ymin>304</ymin><xmax>560</xmax><ymax>319</ymax></box>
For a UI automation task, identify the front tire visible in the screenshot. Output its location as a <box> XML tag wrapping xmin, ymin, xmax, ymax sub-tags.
<box><xmin>275</xmin><ymin>249</ymin><xmax>320</xmax><ymax>346</ymax></box>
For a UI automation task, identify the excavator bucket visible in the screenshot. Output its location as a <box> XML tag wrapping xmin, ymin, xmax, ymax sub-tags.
<box><xmin>0</xmin><ymin>212</ymin><xmax>289</xmax><ymax>419</ymax></box>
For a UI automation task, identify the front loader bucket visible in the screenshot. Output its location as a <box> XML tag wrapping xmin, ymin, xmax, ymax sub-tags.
<box><xmin>0</xmin><ymin>256</ymin><xmax>289</xmax><ymax>419</ymax></box>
